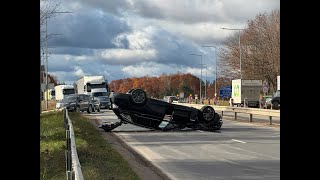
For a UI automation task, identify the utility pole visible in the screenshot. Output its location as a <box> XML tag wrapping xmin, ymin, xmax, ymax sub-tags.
<box><xmin>189</xmin><ymin>53</ymin><xmax>203</xmax><ymax>101</ymax></box>
<box><xmin>43</xmin><ymin>11</ymin><xmax>73</xmax><ymax>110</ymax></box>
<box><xmin>45</xmin><ymin>16</ymin><xmax>48</xmax><ymax>109</ymax></box>
<box><xmin>204</xmin><ymin>65</ymin><xmax>207</xmax><ymax>99</ymax></box>
<box><xmin>202</xmin><ymin>45</ymin><xmax>218</xmax><ymax>97</ymax></box>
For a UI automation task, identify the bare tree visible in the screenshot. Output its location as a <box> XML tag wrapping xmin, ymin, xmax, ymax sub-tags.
<box><xmin>218</xmin><ymin>9</ymin><xmax>280</xmax><ymax>92</ymax></box>
<box><xmin>40</xmin><ymin>0</ymin><xmax>61</xmax><ymax>46</ymax></box>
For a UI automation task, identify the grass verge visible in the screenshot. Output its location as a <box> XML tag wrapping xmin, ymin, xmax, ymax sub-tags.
<box><xmin>40</xmin><ymin>111</ymin><xmax>140</xmax><ymax>180</ymax></box>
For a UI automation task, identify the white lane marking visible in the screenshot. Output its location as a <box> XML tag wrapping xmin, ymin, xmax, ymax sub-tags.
<box><xmin>232</xmin><ymin>139</ymin><xmax>246</xmax><ymax>143</ymax></box>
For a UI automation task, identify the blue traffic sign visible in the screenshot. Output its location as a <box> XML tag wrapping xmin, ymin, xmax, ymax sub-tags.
<box><xmin>220</xmin><ymin>86</ymin><xmax>232</xmax><ymax>98</ymax></box>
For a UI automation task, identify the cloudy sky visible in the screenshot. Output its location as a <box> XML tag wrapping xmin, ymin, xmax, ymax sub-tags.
<box><xmin>42</xmin><ymin>0</ymin><xmax>279</xmax><ymax>85</ymax></box>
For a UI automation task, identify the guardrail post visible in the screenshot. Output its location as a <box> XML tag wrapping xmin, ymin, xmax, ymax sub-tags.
<box><xmin>250</xmin><ymin>114</ymin><xmax>253</xmax><ymax>122</ymax></box>
<box><xmin>269</xmin><ymin>116</ymin><xmax>272</xmax><ymax>125</ymax></box>
<box><xmin>234</xmin><ymin>112</ymin><xmax>237</xmax><ymax>119</ymax></box>
<box><xmin>65</xmin><ymin>150</ymin><xmax>72</xmax><ymax>180</ymax></box>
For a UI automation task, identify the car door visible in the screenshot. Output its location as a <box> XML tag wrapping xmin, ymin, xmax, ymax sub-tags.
<box><xmin>78</xmin><ymin>95</ymin><xmax>87</xmax><ymax>110</ymax></box>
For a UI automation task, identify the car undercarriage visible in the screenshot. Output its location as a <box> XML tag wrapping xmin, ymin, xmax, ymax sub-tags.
<box><xmin>99</xmin><ymin>89</ymin><xmax>223</xmax><ymax>132</ymax></box>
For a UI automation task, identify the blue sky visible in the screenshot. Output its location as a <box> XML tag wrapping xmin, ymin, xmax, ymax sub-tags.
<box><xmin>41</xmin><ymin>0</ymin><xmax>279</xmax><ymax>85</ymax></box>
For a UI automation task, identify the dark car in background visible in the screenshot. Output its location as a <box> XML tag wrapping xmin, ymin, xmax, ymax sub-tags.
<box><xmin>56</xmin><ymin>95</ymin><xmax>78</xmax><ymax>109</ymax></box>
<box><xmin>92</xmin><ymin>97</ymin><xmax>101</xmax><ymax>112</ymax></box>
<box><xmin>66</xmin><ymin>94</ymin><xmax>94</xmax><ymax>113</ymax></box>
<box><xmin>95</xmin><ymin>96</ymin><xmax>112</xmax><ymax>109</ymax></box>
<box><xmin>100</xmin><ymin>88</ymin><xmax>223</xmax><ymax>132</ymax></box>
<box><xmin>271</xmin><ymin>90</ymin><xmax>280</xmax><ymax>110</ymax></box>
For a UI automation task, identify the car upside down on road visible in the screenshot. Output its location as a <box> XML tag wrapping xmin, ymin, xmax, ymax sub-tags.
<box><xmin>99</xmin><ymin>89</ymin><xmax>223</xmax><ymax>132</ymax></box>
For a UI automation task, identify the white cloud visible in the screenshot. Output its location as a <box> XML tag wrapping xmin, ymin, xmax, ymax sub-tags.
<box><xmin>74</xmin><ymin>66</ymin><xmax>85</xmax><ymax>77</ymax></box>
<box><xmin>100</xmin><ymin>49</ymin><xmax>157</xmax><ymax>62</ymax></box>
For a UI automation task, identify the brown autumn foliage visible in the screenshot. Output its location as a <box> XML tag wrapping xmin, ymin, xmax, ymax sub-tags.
<box><xmin>109</xmin><ymin>73</ymin><xmax>232</xmax><ymax>99</ymax></box>
<box><xmin>40</xmin><ymin>72</ymin><xmax>58</xmax><ymax>86</ymax></box>
<box><xmin>218</xmin><ymin>9</ymin><xmax>280</xmax><ymax>92</ymax></box>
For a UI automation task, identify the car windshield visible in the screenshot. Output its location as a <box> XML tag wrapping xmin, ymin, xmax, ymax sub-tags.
<box><xmin>97</xmin><ymin>96</ymin><xmax>109</xmax><ymax>101</ymax></box>
<box><xmin>274</xmin><ymin>90</ymin><xmax>280</xmax><ymax>97</ymax></box>
<box><xmin>63</xmin><ymin>96</ymin><xmax>78</xmax><ymax>103</ymax></box>
<box><xmin>92</xmin><ymin>92</ymin><xmax>109</xmax><ymax>97</ymax></box>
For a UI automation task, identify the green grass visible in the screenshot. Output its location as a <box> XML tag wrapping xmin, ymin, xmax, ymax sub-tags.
<box><xmin>40</xmin><ymin>111</ymin><xmax>140</xmax><ymax>180</ymax></box>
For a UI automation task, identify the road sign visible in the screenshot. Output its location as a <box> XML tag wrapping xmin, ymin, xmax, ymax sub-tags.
<box><xmin>220</xmin><ymin>86</ymin><xmax>232</xmax><ymax>98</ymax></box>
<box><xmin>263</xmin><ymin>80</ymin><xmax>269</xmax><ymax>93</ymax></box>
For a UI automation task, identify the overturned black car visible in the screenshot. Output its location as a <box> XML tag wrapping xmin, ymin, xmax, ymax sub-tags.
<box><xmin>99</xmin><ymin>89</ymin><xmax>222</xmax><ymax>132</ymax></box>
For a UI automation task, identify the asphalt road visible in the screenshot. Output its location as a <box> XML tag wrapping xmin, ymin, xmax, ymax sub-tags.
<box><xmin>86</xmin><ymin>109</ymin><xmax>280</xmax><ymax>180</ymax></box>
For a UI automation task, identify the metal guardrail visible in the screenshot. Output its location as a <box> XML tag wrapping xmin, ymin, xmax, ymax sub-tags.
<box><xmin>64</xmin><ymin>108</ymin><xmax>84</xmax><ymax>180</ymax></box>
<box><xmin>176</xmin><ymin>103</ymin><xmax>280</xmax><ymax>125</ymax></box>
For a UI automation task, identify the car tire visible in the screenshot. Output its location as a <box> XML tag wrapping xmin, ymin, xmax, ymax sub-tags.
<box><xmin>87</xmin><ymin>105</ymin><xmax>92</xmax><ymax>113</ymax></box>
<box><xmin>200</xmin><ymin>106</ymin><xmax>215</xmax><ymax>121</ymax></box>
<box><xmin>130</xmin><ymin>89</ymin><xmax>147</xmax><ymax>105</ymax></box>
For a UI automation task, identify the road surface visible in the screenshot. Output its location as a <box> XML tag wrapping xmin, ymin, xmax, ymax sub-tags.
<box><xmin>86</xmin><ymin>109</ymin><xmax>280</xmax><ymax>180</ymax></box>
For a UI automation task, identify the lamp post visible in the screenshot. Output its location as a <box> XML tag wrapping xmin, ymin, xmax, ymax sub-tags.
<box><xmin>204</xmin><ymin>65</ymin><xmax>207</xmax><ymax>99</ymax></box>
<box><xmin>202</xmin><ymin>45</ymin><xmax>218</xmax><ymax>97</ymax></box>
<box><xmin>189</xmin><ymin>53</ymin><xmax>203</xmax><ymax>101</ymax></box>
<box><xmin>221</xmin><ymin>27</ymin><xmax>245</xmax><ymax>79</ymax></box>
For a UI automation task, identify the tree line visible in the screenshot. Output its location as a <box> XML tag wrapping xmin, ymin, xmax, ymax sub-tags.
<box><xmin>109</xmin><ymin>73</ymin><xmax>232</xmax><ymax>99</ymax></box>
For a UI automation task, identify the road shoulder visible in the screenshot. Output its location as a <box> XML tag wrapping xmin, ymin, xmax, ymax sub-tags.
<box><xmin>87</xmin><ymin>116</ymin><xmax>171</xmax><ymax>180</ymax></box>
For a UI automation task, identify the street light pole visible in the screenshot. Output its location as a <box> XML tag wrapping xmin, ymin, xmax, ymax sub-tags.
<box><xmin>205</xmin><ymin>65</ymin><xmax>207</xmax><ymax>99</ymax></box>
<box><xmin>221</xmin><ymin>28</ymin><xmax>245</xmax><ymax>79</ymax></box>
<box><xmin>189</xmin><ymin>53</ymin><xmax>203</xmax><ymax>101</ymax></box>
<box><xmin>202</xmin><ymin>45</ymin><xmax>218</xmax><ymax>97</ymax></box>
<box><xmin>45</xmin><ymin>15</ymin><xmax>48</xmax><ymax>109</ymax></box>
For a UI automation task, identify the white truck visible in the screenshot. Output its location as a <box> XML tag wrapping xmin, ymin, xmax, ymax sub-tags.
<box><xmin>231</xmin><ymin>79</ymin><xmax>262</xmax><ymax>108</ymax></box>
<box><xmin>75</xmin><ymin>76</ymin><xmax>109</xmax><ymax>96</ymax></box>
<box><xmin>54</xmin><ymin>85</ymin><xmax>76</xmax><ymax>101</ymax></box>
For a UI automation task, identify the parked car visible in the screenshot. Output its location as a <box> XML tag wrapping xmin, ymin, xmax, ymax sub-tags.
<box><xmin>99</xmin><ymin>89</ymin><xmax>223</xmax><ymax>132</ymax></box>
<box><xmin>264</xmin><ymin>97</ymin><xmax>273</xmax><ymax>109</ymax></box>
<box><xmin>66</xmin><ymin>94</ymin><xmax>94</xmax><ymax>113</ymax></box>
<box><xmin>95</xmin><ymin>96</ymin><xmax>112</xmax><ymax>109</ymax></box>
<box><xmin>271</xmin><ymin>90</ymin><xmax>280</xmax><ymax>110</ymax></box>
<box><xmin>163</xmin><ymin>96</ymin><xmax>179</xmax><ymax>103</ymax></box>
<box><xmin>92</xmin><ymin>97</ymin><xmax>101</xmax><ymax>112</ymax></box>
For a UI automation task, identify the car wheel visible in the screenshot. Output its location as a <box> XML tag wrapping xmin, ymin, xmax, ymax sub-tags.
<box><xmin>200</xmin><ymin>106</ymin><xmax>215</xmax><ymax>121</ymax></box>
<box><xmin>126</xmin><ymin>88</ymin><xmax>135</xmax><ymax>94</ymax></box>
<box><xmin>87</xmin><ymin>105</ymin><xmax>92</xmax><ymax>113</ymax></box>
<box><xmin>130</xmin><ymin>89</ymin><xmax>147</xmax><ymax>105</ymax></box>
<box><xmin>76</xmin><ymin>106</ymin><xmax>80</xmax><ymax>112</ymax></box>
